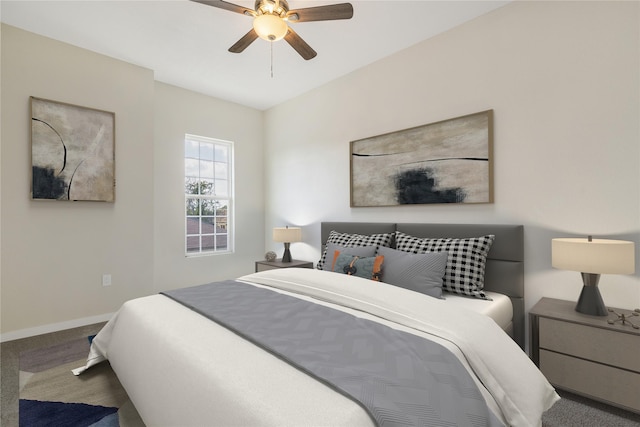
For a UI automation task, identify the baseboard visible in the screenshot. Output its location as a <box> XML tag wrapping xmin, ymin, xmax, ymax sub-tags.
<box><xmin>0</xmin><ymin>313</ymin><xmax>114</xmax><ymax>343</ymax></box>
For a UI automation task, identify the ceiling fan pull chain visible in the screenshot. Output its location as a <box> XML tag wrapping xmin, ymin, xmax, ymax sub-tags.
<box><xmin>270</xmin><ymin>41</ymin><xmax>274</xmax><ymax>78</ymax></box>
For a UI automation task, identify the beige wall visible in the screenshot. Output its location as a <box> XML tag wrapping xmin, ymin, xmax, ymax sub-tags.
<box><xmin>263</xmin><ymin>1</ymin><xmax>640</xmax><ymax>313</ymax></box>
<box><xmin>1</xmin><ymin>24</ymin><xmax>155</xmax><ymax>335</ymax></box>
<box><xmin>153</xmin><ymin>82</ymin><xmax>265</xmax><ymax>292</ymax></box>
<box><xmin>0</xmin><ymin>25</ymin><xmax>265</xmax><ymax>338</ymax></box>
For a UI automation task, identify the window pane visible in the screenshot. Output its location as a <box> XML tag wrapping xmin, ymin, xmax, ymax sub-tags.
<box><xmin>185</xmin><ymin>140</ymin><xmax>199</xmax><ymax>158</ymax></box>
<box><xmin>213</xmin><ymin>180</ymin><xmax>227</xmax><ymax>197</ymax></box>
<box><xmin>200</xmin><ymin>179</ymin><xmax>214</xmax><ymax>195</ymax></box>
<box><xmin>216</xmin><ymin>235</ymin><xmax>228</xmax><ymax>250</ymax></box>
<box><xmin>216</xmin><ymin>202</ymin><xmax>228</xmax><ymax>216</ymax></box>
<box><xmin>186</xmin><ymin>198</ymin><xmax>199</xmax><ymax>216</ymax></box>
<box><xmin>200</xmin><ymin>143</ymin><xmax>214</xmax><ymax>161</ymax></box>
<box><xmin>216</xmin><ymin>216</ymin><xmax>227</xmax><ymax>231</ymax></box>
<box><xmin>201</xmin><ymin>217</ymin><xmax>215</xmax><ymax>234</ymax></box>
<box><xmin>185</xmin><ymin>178</ymin><xmax>199</xmax><ymax>195</ymax></box>
<box><xmin>214</xmin><ymin>162</ymin><xmax>227</xmax><ymax>180</ymax></box>
<box><xmin>203</xmin><ymin>200</ymin><xmax>217</xmax><ymax>216</ymax></box>
<box><xmin>215</xmin><ymin>145</ymin><xmax>228</xmax><ymax>163</ymax></box>
<box><xmin>185</xmin><ymin>158</ymin><xmax>199</xmax><ymax>178</ymax></box>
<box><xmin>186</xmin><ymin>236</ymin><xmax>200</xmax><ymax>253</ymax></box>
<box><xmin>200</xmin><ymin>160</ymin><xmax>214</xmax><ymax>179</ymax></box>
<box><xmin>186</xmin><ymin>217</ymin><xmax>200</xmax><ymax>235</ymax></box>
<box><xmin>202</xmin><ymin>235</ymin><xmax>215</xmax><ymax>251</ymax></box>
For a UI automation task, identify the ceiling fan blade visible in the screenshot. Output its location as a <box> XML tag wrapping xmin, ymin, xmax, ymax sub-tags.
<box><xmin>284</xmin><ymin>28</ymin><xmax>317</xmax><ymax>60</ymax></box>
<box><xmin>286</xmin><ymin>3</ymin><xmax>353</xmax><ymax>22</ymax></box>
<box><xmin>229</xmin><ymin>29</ymin><xmax>259</xmax><ymax>53</ymax></box>
<box><xmin>190</xmin><ymin>0</ymin><xmax>255</xmax><ymax>16</ymax></box>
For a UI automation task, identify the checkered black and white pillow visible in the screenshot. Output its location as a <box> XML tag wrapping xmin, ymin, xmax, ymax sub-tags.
<box><xmin>317</xmin><ymin>231</ymin><xmax>393</xmax><ymax>270</ymax></box>
<box><xmin>394</xmin><ymin>231</ymin><xmax>495</xmax><ymax>299</ymax></box>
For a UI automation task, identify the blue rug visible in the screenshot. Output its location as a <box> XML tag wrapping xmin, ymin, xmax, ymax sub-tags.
<box><xmin>19</xmin><ymin>399</ymin><xmax>118</xmax><ymax>427</ymax></box>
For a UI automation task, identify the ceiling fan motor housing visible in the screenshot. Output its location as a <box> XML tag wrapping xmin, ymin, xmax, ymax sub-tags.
<box><xmin>255</xmin><ymin>0</ymin><xmax>289</xmax><ymax>17</ymax></box>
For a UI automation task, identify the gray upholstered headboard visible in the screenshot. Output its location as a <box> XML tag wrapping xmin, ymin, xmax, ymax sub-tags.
<box><xmin>321</xmin><ymin>222</ymin><xmax>525</xmax><ymax>349</ymax></box>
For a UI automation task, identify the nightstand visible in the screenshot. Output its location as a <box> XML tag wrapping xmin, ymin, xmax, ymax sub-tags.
<box><xmin>255</xmin><ymin>259</ymin><xmax>313</xmax><ymax>272</ymax></box>
<box><xmin>529</xmin><ymin>297</ymin><xmax>640</xmax><ymax>414</ymax></box>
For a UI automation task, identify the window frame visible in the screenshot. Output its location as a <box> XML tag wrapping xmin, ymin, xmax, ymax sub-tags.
<box><xmin>184</xmin><ymin>134</ymin><xmax>234</xmax><ymax>257</ymax></box>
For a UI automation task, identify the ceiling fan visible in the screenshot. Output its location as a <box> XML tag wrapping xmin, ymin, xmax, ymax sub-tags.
<box><xmin>191</xmin><ymin>0</ymin><xmax>354</xmax><ymax>60</ymax></box>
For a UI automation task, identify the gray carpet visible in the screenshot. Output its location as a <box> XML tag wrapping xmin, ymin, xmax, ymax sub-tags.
<box><xmin>543</xmin><ymin>389</ymin><xmax>640</xmax><ymax>427</ymax></box>
<box><xmin>2</xmin><ymin>323</ymin><xmax>640</xmax><ymax>427</ymax></box>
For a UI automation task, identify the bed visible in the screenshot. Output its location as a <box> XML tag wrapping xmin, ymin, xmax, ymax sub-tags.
<box><xmin>320</xmin><ymin>222</ymin><xmax>526</xmax><ymax>349</ymax></box>
<box><xmin>75</xmin><ymin>222</ymin><xmax>558</xmax><ymax>427</ymax></box>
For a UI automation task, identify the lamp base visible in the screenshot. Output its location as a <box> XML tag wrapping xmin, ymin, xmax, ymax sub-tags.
<box><xmin>282</xmin><ymin>242</ymin><xmax>292</xmax><ymax>262</ymax></box>
<box><xmin>575</xmin><ymin>273</ymin><xmax>607</xmax><ymax>316</ymax></box>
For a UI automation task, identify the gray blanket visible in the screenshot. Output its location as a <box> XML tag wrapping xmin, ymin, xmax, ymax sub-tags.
<box><xmin>162</xmin><ymin>280</ymin><xmax>505</xmax><ymax>427</ymax></box>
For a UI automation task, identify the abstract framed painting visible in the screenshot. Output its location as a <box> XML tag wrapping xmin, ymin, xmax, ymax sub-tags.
<box><xmin>30</xmin><ymin>97</ymin><xmax>115</xmax><ymax>202</ymax></box>
<box><xmin>350</xmin><ymin>110</ymin><xmax>493</xmax><ymax>207</ymax></box>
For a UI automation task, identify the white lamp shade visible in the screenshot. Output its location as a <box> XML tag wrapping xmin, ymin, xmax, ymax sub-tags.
<box><xmin>273</xmin><ymin>227</ymin><xmax>302</xmax><ymax>243</ymax></box>
<box><xmin>253</xmin><ymin>14</ymin><xmax>288</xmax><ymax>41</ymax></box>
<box><xmin>552</xmin><ymin>238</ymin><xmax>635</xmax><ymax>275</ymax></box>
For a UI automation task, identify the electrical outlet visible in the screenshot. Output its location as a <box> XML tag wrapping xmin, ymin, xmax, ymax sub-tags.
<box><xmin>102</xmin><ymin>274</ymin><xmax>112</xmax><ymax>287</ymax></box>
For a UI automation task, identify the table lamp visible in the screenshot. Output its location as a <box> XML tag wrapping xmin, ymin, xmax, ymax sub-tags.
<box><xmin>273</xmin><ymin>226</ymin><xmax>302</xmax><ymax>262</ymax></box>
<box><xmin>552</xmin><ymin>236</ymin><xmax>635</xmax><ymax>316</ymax></box>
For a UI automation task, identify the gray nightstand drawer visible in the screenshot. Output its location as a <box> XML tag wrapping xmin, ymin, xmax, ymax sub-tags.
<box><xmin>531</xmin><ymin>298</ymin><xmax>640</xmax><ymax>414</ymax></box>
<box><xmin>539</xmin><ymin>317</ymin><xmax>640</xmax><ymax>372</ymax></box>
<box><xmin>256</xmin><ymin>263</ymin><xmax>280</xmax><ymax>272</ymax></box>
<box><xmin>540</xmin><ymin>349</ymin><xmax>640</xmax><ymax>413</ymax></box>
<box><xmin>255</xmin><ymin>259</ymin><xmax>313</xmax><ymax>272</ymax></box>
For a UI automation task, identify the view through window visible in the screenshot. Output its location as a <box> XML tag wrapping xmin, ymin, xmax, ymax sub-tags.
<box><xmin>184</xmin><ymin>134</ymin><xmax>233</xmax><ymax>255</ymax></box>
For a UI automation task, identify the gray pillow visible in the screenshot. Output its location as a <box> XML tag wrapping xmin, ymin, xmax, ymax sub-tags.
<box><xmin>377</xmin><ymin>246</ymin><xmax>448</xmax><ymax>299</ymax></box>
<box><xmin>322</xmin><ymin>243</ymin><xmax>377</xmax><ymax>271</ymax></box>
<box><xmin>394</xmin><ymin>231</ymin><xmax>495</xmax><ymax>299</ymax></box>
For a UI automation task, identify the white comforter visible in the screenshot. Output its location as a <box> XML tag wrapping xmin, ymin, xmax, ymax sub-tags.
<box><xmin>76</xmin><ymin>268</ymin><xmax>559</xmax><ymax>427</ymax></box>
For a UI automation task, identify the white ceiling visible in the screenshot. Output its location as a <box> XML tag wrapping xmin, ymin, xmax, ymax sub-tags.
<box><xmin>1</xmin><ymin>0</ymin><xmax>508</xmax><ymax>110</ymax></box>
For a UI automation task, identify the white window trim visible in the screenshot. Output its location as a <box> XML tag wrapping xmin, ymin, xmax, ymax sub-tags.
<box><xmin>184</xmin><ymin>134</ymin><xmax>235</xmax><ymax>257</ymax></box>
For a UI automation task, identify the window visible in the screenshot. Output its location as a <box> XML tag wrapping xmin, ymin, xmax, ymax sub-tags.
<box><xmin>184</xmin><ymin>134</ymin><xmax>233</xmax><ymax>256</ymax></box>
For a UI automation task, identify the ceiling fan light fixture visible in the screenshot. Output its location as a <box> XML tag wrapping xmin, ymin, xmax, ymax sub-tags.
<box><xmin>253</xmin><ymin>14</ymin><xmax>288</xmax><ymax>41</ymax></box>
<box><xmin>192</xmin><ymin>0</ymin><xmax>352</xmax><ymax>59</ymax></box>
